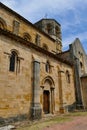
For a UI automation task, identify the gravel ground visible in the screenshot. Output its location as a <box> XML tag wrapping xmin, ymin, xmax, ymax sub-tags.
<box><xmin>43</xmin><ymin>116</ymin><xmax>87</xmax><ymax>130</ymax></box>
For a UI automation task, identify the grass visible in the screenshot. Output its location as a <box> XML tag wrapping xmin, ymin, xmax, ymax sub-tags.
<box><xmin>16</xmin><ymin>111</ymin><xmax>87</xmax><ymax>130</ymax></box>
<box><xmin>16</xmin><ymin>116</ymin><xmax>72</xmax><ymax>130</ymax></box>
<box><xmin>66</xmin><ymin>111</ymin><xmax>87</xmax><ymax>117</ymax></box>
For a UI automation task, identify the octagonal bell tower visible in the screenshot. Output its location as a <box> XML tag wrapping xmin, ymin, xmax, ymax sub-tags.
<box><xmin>34</xmin><ymin>19</ymin><xmax>62</xmax><ymax>53</ymax></box>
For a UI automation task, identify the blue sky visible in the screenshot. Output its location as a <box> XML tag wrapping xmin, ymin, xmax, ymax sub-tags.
<box><xmin>1</xmin><ymin>0</ymin><xmax>87</xmax><ymax>53</ymax></box>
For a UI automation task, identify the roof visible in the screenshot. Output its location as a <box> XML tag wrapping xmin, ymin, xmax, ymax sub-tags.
<box><xmin>0</xmin><ymin>2</ymin><xmax>55</xmax><ymax>42</ymax></box>
<box><xmin>0</xmin><ymin>28</ymin><xmax>73</xmax><ymax>66</ymax></box>
<box><xmin>34</xmin><ymin>18</ymin><xmax>61</xmax><ymax>26</ymax></box>
<box><xmin>58</xmin><ymin>50</ymin><xmax>70</xmax><ymax>55</ymax></box>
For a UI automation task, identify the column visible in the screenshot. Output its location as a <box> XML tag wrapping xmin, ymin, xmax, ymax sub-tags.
<box><xmin>51</xmin><ymin>88</ymin><xmax>55</xmax><ymax>114</ymax></box>
<box><xmin>31</xmin><ymin>60</ymin><xmax>42</xmax><ymax>119</ymax></box>
<box><xmin>75</xmin><ymin>57</ymin><xmax>83</xmax><ymax>109</ymax></box>
<box><xmin>70</xmin><ymin>44</ymin><xmax>83</xmax><ymax>109</ymax></box>
<box><xmin>58</xmin><ymin>70</ymin><xmax>65</xmax><ymax>113</ymax></box>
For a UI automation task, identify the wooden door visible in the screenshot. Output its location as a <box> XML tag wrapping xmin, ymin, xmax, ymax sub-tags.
<box><xmin>43</xmin><ymin>91</ymin><xmax>50</xmax><ymax>114</ymax></box>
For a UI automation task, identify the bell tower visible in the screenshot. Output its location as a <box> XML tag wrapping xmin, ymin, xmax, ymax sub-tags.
<box><xmin>34</xmin><ymin>19</ymin><xmax>62</xmax><ymax>53</ymax></box>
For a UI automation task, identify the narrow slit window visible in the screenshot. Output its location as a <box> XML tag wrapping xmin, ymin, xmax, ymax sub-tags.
<box><xmin>66</xmin><ymin>70</ymin><xmax>70</xmax><ymax>83</ymax></box>
<box><xmin>46</xmin><ymin>61</ymin><xmax>50</xmax><ymax>73</ymax></box>
<box><xmin>9</xmin><ymin>51</ymin><xmax>17</xmax><ymax>72</ymax></box>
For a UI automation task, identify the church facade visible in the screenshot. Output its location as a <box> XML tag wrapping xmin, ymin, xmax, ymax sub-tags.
<box><xmin>59</xmin><ymin>38</ymin><xmax>87</xmax><ymax>109</ymax></box>
<box><xmin>0</xmin><ymin>3</ymin><xmax>76</xmax><ymax>123</ymax></box>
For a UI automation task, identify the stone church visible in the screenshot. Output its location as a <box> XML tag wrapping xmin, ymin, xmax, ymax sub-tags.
<box><xmin>0</xmin><ymin>2</ymin><xmax>86</xmax><ymax>124</ymax></box>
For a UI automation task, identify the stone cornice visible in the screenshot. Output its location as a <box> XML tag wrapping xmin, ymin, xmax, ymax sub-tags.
<box><xmin>0</xmin><ymin>28</ymin><xmax>73</xmax><ymax>66</ymax></box>
<box><xmin>0</xmin><ymin>2</ymin><xmax>55</xmax><ymax>42</ymax></box>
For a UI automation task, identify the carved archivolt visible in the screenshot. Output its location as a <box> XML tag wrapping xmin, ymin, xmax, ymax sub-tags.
<box><xmin>23</xmin><ymin>32</ymin><xmax>32</xmax><ymax>42</ymax></box>
<box><xmin>41</xmin><ymin>76</ymin><xmax>55</xmax><ymax>88</ymax></box>
<box><xmin>43</xmin><ymin>43</ymin><xmax>48</xmax><ymax>50</ymax></box>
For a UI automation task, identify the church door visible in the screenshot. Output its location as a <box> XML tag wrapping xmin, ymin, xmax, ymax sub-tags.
<box><xmin>43</xmin><ymin>90</ymin><xmax>50</xmax><ymax>114</ymax></box>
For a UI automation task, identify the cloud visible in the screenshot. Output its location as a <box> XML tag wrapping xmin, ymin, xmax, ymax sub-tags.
<box><xmin>0</xmin><ymin>0</ymin><xmax>17</xmax><ymax>8</ymax></box>
<box><xmin>1</xmin><ymin>0</ymin><xmax>87</xmax><ymax>23</ymax></box>
<box><xmin>63</xmin><ymin>31</ymin><xmax>87</xmax><ymax>50</ymax></box>
<box><xmin>0</xmin><ymin>0</ymin><xmax>83</xmax><ymax>22</ymax></box>
<box><xmin>20</xmin><ymin>0</ymin><xmax>87</xmax><ymax>22</ymax></box>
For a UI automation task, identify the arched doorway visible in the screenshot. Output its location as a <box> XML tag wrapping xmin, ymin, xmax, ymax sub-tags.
<box><xmin>41</xmin><ymin>76</ymin><xmax>55</xmax><ymax>114</ymax></box>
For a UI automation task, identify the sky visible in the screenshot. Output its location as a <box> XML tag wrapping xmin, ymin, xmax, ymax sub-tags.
<box><xmin>1</xmin><ymin>0</ymin><xmax>87</xmax><ymax>53</ymax></box>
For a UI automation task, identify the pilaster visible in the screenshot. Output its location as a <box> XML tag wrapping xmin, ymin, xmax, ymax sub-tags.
<box><xmin>31</xmin><ymin>60</ymin><xmax>42</xmax><ymax>120</ymax></box>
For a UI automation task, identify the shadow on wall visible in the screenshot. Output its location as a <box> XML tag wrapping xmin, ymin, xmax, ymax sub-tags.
<box><xmin>0</xmin><ymin>114</ymin><xmax>28</xmax><ymax>126</ymax></box>
<box><xmin>64</xmin><ymin>102</ymin><xmax>84</xmax><ymax>112</ymax></box>
<box><xmin>64</xmin><ymin>102</ymin><xmax>76</xmax><ymax>112</ymax></box>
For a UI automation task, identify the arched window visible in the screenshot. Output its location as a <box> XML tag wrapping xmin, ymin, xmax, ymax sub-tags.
<box><xmin>55</xmin><ymin>26</ymin><xmax>60</xmax><ymax>37</ymax></box>
<box><xmin>0</xmin><ymin>17</ymin><xmax>7</xmax><ymax>29</ymax></box>
<box><xmin>9</xmin><ymin>51</ymin><xmax>18</xmax><ymax>72</ymax></box>
<box><xmin>43</xmin><ymin>44</ymin><xmax>48</xmax><ymax>50</ymax></box>
<box><xmin>66</xmin><ymin>70</ymin><xmax>70</xmax><ymax>83</ymax></box>
<box><xmin>47</xmin><ymin>23</ymin><xmax>52</xmax><ymax>34</ymax></box>
<box><xmin>80</xmin><ymin>61</ymin><xmax>84</xmax><ymax>73</ymax></box>
<box><xmin>23</xmin><ymin>32</ymin><xmax>32</xmax><ymax>41</ymax></box>
<box><xmin>46</xmin><ymin>61</ymin><xmax>50</xmax><ymax>73</ymax></box>
<box><xmin>80</xmin><ymin>62</ymin><xmax>83</xmax><ymax>69</ymax></box>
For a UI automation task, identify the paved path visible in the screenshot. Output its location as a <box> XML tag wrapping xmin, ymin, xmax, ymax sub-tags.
<box><xmin>43</xmin><ymin>116</ymin><xmax>87</xmax><ymax>130</ymax></box>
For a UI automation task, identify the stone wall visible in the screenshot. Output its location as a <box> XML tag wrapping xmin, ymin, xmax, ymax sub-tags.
<box><xmin>81</xmin><ymin>76</ymin><xmax>87</xmax><ymax>109</ymax></box>
<box><xmin>59</xmin><ymin>38</ymin><xmax>87</xmax><ymax>109</ymax></box>
<box><xmin>0</xmin><ymin>33</ymin><xmax>75</xmax><ymax>121</ymax></box>
<box><xmin>69</xmin><ymin>38</ymin><xmax>87</xmax><ymax>108</ymax></box>
<box><xmin>69</xmin><ymin>38</ymin><xmax>87</xmax><ymax>75</ymax></box>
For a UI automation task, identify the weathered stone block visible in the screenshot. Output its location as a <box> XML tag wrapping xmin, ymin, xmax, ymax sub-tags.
<box><xmin>30</xmin><ymin>106</ymin><xmax>42</xmax><ymax>120</ymax></box>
